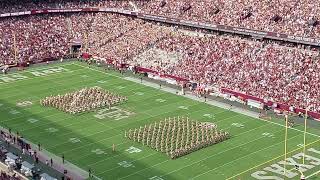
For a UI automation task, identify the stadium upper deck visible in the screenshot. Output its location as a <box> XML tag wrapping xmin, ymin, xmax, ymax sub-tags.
<box><xmin>0</xmin><ymin>0</ymin><xmax>319</xmax><ymax>38</ymax></box>
<box><xmin>0</xmin><ymin>1</ymin><xmax>320</xmax><ymax>117</ymax></box>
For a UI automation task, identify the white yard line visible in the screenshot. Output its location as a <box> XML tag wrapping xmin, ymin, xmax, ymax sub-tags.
<box><xmin>0</xmin><ymin>62</ymin><xmax>147</xmax><ymax>100</ymax></box>
<box><xmin>72</xmin><ymin>63</ymin><xmax>124</xmax><ymax>79</ymax></box>
<box><xmin>107</xmin><ymin>124</ymin><xmax>275</xmax><ymax>178</ymax></box>
<box><xmin>47</xmin><ymin>131</ymin><xmax>119</xmax><ymax>150</ymax></box>
<box><xmin>4</xmin><ymin>109</ymin><xmax>111</xmax><ymax>134</ymax></box>
<box><xmin>92</xmin><ymin>175</ymin><xmax>103</xmax><ymax>180</ymax></box>
<box><xmin>0</xmin><ymin>63</ymin><xmax>78</xmax><ymax>88</ymax></box>
<box><xmin>74</xmin><ymin>110</ymin><xmax>241</xmax><ymax>167</ymax></box>
<box><xmin>50</xmin><ymin>134</ymin><xmax>123</xmax><ymax>153</ymax></box>
<box><xmin>99</xmin><ymin>114</ymin><xmax>290</xmax><ymax>177</ymax></box>
<box><xmin>101</xmin><ymin>152</ymin><xmax>158</xmax><ymax>174</ymax></box>
<box><xmin>0</xmin><ymin>62</ymin><xmax>74</xmax><ymax>77</ymax></box>
<box><xmin>306</xmin><ymin>170</ymin><xmax>320</xmax><ymax>179</ymax></box>
<box><xmin>0</xmin><ymin>68</ymin><xmax>106</xmax><ymax>98</ymax></box>
<box><xmin>61</xmin><ymin>106</ymin><xmax>233</xmax><ymax>162</ymax></box>
<box><xmin>3</xmin><ymin>63</ymin><xmax>320</xmax><ymax>140</ymax></box>
<box><xmin>74</xmin><ymin>63</ymin><xmax>320</xmax><ymax>139</ymax></box>
<box><xmin>21</xmin><ymin>116</ymin><xmax>110</xmax><ymax>138</ymax></box>
<box><xmin>42</xmin><ymin>95</ymin><xmax>215</xmax><ymax>151</ymax></box>
<box><xmin>258</xmin><ymin>118</ymin><xmax>320</xmax><ymax>138</ymax></box>
<box><xmin>190</xmin><ymin>134</ymin><xmax>303</xmax><ymax>179</ymax></box>
<box><xmin>3</xmin><ymin>62</ymin><xmax>320</xmax><ymax>180</ymax></box>
<box><xmin>1</xmin><ymin>108</ymin><xmax>58</xmax><ymax>124</ymax></box>
<box><xmin>3</xmin><ymin>84</ymin><xmax>169</xmax><ymax>137</ymax></box>
<box><xmin>47</xmin><ymin>101</ymin><xmax>217</xmax><ymax>152</ymax></box>
<box><xmin>117</xmin><ymin>123</ymin><xmax>290</xmax><ymax>179</ymax></box>
<box><xmin>0</xmin><ymin>72</ymin><xmax>165</xmax><ymax>113</ymax></box>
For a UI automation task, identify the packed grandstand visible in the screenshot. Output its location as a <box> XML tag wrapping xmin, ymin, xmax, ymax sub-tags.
<box><xmin>1</xmin><ymin>0</ymin><xmax>320</xmax><ymax>115</ymax></box>
<box><xmin>1</xmin><ymin>0</ymin><xmax>320</xmax><ymax>38</ymax></box>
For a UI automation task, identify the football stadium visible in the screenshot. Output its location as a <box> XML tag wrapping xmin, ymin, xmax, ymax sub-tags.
<box><xmin>0</xmin><ymin>1</ymin><xmax>320</xmax><ymax>180</ymax></box>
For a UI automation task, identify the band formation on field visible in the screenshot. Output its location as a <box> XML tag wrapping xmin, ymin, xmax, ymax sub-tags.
<box><xmin>0</xmin><ymin>62</ymin><xmax>319</xmax><ymax>180</ymax></box>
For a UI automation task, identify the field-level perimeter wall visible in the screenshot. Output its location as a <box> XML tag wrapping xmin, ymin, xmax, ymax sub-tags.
<box><xmin>80</xmin><ymin>58</ymin><xmax>320</xmax><ymax>121</ymax></box>
<box><xmin>120</xmin><ymin>61</ymin><xmax>320</xmax><ymax>121</ymax></box>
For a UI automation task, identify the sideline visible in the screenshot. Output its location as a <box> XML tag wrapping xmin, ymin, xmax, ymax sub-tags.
<box><xmin>73</xmin><ymin>62</ymin><xmax>320</xmax><ymax>139</ymax></box>
<box><xmin>5</xmin><ymin>62</ymin><xmax>319</xmax><ymax>180</ymax></box>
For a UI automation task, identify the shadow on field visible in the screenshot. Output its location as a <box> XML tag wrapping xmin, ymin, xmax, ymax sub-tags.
<box><xmin>0</xmin><ymin>98</ymin><xmax>176</xmax><ymax>180</ymax></box>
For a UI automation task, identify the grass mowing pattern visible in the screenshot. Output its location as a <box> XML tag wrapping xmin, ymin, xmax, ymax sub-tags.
<box><xmin>0</xmin><ymin>61</ymin><xmax>319</xmax><ymax>180</ymax></box>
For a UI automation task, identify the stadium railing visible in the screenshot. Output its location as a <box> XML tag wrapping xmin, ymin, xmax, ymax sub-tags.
<box><xmin>87</xmin><ymin>56</ymin><xmax>320</xmax><ymax>121</ymax></box>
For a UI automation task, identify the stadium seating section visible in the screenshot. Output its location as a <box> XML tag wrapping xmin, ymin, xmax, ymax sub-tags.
<box><xmin>0</xmin><ymin>0</ymin><xmax>320</xmax><ymax>114</ymax></box>
<box><xmin>1</xmin><ymin>0</ymin><xmax>319</xmax><ymax>38</ymax></box>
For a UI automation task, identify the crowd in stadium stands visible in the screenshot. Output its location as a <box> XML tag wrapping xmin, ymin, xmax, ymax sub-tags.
<box><xmin>0</xmin><ymin>15</ymin><xmax>69</xmax><ymax>65</ymax></box>
<box><xmin>0</xmin><ymin>4</ymin><xmax>320</xmax><ymax>113</ymax></box>
<box><xmin>140</xmin><ymin>0</ymin><xmax>320</xmax><ymax>38</ymax></box>
<box><xmin>58</xmin><ymin>12</ymin><xmax>170</xmax><ymax>63</ymax></box>
<box><xmin>0</xmin><ymin>0</ymin><xmax>319</xmax><ymax>38</ymax></box>
<box><xmin>1</xmin><ymin>12</ymin><xmax>320</xmax><ymax>113</ymax></box>
<box><xmin>151</xmin><ymin>32</ymin><xmax>320</xmax><ymax>113</ymax></box>
<box><xmin>81</xmin><ymin>14</ymin><xmax>171</xmax><ymax>62</ymax></box>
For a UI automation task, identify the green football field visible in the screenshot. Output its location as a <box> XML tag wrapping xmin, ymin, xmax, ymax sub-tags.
<box><xmin>0</xmin><ymin>61</ymin><xmax>320</xmax><ymax>180</ymax></box>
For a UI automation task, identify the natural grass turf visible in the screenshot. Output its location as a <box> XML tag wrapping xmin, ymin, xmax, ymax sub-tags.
<box><xmin>0</xmin><ymin>61</ymin><xmax>320</xmax><ymax>180</ymax></box>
